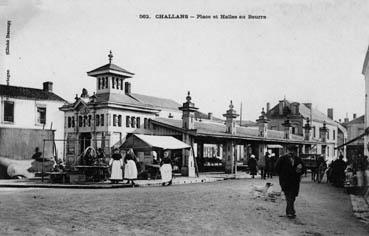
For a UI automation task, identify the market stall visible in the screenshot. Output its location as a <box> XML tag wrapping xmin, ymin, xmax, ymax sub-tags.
<box><xmin>120</xmin><ymin>134</ymin><xmax>193</xmax><ymax>179</ymax></box>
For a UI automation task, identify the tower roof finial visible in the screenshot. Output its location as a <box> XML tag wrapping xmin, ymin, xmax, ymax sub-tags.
<box><xmin>108</xmin><ymin>50</ymin><xmax>113</xmax><ymax>64</ymax></box>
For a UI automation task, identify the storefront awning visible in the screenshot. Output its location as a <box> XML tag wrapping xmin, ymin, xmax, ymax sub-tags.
<box><xmin>267</xmin><ymin>144</ymin><xmax>283</xmax><ymax>149</ymax></box>
<box><xmin>120</xmin><ymin>134</ymin><xmax>191</xmax><ymax>150</ymax></box>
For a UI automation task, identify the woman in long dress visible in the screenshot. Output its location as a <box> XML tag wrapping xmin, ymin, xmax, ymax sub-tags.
<box><xmin>109</xmin><ymin>148</ymin><xmax>123</xmax><ymax>184</ymax></box>
<box><xmin>160</xmin><ymin>150</ymin><xmax>173</xmax><ymax>186</ymax></box>
<box><xmin>124</xmin><ymin>149</ymin><xmax>138</xmax><ymax>187</ymax></box>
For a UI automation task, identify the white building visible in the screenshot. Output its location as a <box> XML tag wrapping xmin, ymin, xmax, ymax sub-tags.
<box><xmin>59</xmin><ymin>52</ymin><xmax>182</xmax><ymax>164</ymax></box>
<box><xmin>0</xmin><ymin>82</ymin><xmax>66</xmax><ymax>159</ymax></box>
<box><xmin>362</xmin><ymin>46</ymin><xmax>369</xmax><ymax>157</ymax></box>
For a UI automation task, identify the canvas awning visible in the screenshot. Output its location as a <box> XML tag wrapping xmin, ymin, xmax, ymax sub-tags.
<box><xmin>267</xmin><ymin>144</ymin><xmax>283</xmax><ymax>149</ymax></box>
<box><xmin>120</xmin><ymin>134</ymin><xmax>191</xmax><ymax>150</ymax></box>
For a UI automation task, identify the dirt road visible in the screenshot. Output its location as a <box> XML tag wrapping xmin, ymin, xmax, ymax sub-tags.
<box><xmin>0</xmin><ymin>177</ymin><xmax>368</xmax><ymax>235</ymax></box>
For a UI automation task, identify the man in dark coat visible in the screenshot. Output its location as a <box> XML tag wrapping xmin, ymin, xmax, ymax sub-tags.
<box><xmin>275</xmin><ymin>149</ymin><xmax>305</xmax><ymax>219</ymax></box>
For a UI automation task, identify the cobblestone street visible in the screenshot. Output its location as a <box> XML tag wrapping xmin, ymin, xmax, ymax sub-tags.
<box><xmin>0</xmin><ymin>177</ymin><xmax>368</xmax><ymax>236</ymax></box>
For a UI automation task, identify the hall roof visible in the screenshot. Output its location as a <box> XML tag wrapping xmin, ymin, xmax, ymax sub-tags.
<box><xmin>87</xmin><ymin>63</ymin><xmax>134</xmax><ymax>77</ymax></box>
<box><xmin>151</xmin><ymin>117</ymin><xmax>318</xmax><ymax>144</ymax></box>
<box><xmin>0</xmin><ymin>84</ymin><xmax>66</xmax><ymax>102</ymax></box>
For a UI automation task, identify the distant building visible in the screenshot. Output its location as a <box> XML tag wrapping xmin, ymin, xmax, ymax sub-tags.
<box><xmin>341</xmin><ymin>114</ymin><xmax>364</xmax><ymax>158</ymax></box>
<box><xmin>266</xmin><ymin>99</ymin><xmax>346</xmax><ymax>162</ymax></box>
<box><xmin>0</xmin><ymin>82</ymin><xmax>66</xmax><ymax>159</ymax></box>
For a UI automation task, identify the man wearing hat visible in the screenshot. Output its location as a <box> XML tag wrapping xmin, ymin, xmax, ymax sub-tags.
<box><xmin>275</xmin><ymin>146</ymin><xmax>305</xmax><ymax>219</ymax></box>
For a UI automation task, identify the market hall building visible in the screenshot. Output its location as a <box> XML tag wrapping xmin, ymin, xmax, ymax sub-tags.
<box><xmin>59</xmin><ymin>52</ymin><xmax>182</xmax><ymax>165</ymax></box>
<box><xmin>60</xmin><ymin>52</ymin><xmax>331</xmax><ymax>176</ymax></box>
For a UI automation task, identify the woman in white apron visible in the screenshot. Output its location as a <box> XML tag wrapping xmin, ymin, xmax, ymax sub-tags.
<box><xmin>109</xmin><ymin>148</ymin><xmax>123</xmax><ymax>184</ymax></box>
<box><xmin>124</xmin><ymin>149</ymin><xmax>138</xmax><ymax>187</ymax></box>
<box><xmin>160</xmin><ymin>150</ymin><xmax>173</xmax><ymax>186</ymax></box>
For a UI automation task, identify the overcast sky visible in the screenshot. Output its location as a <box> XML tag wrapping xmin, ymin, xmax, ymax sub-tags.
<box><xmin>1</xmin><ymin>0</ymin><xmax>369</xmax><ymax>122</ymax></box>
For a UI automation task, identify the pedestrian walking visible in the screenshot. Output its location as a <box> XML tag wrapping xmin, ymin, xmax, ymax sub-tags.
<box><xmin>160</xmin><ymin>150</ymin><xmax>173</xmax><ymax>186</ymax></box>
<box><xmin>275</xmin><ymin>147</ymin><xmax>305</xmax><ymax>219</ymax></box>
<box><xmin>109</xmin><ymin>148</ymin><xmax>123</xmax><ymax>184</ymax></box>
<box><xmin>124</xmin><ymin>148</ymin><xmax>138</xmax><ymax>187</ymax></box>
<box><xmin>247</xmin><ymin>154</ymin><xmax>258</xmax><ymax>178</ymax></box>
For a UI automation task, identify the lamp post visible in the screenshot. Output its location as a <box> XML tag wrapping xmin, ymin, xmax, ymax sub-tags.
<box><xmin>319</xmin><ymin>121</ymin><xmax>328</xmax><ymax>143</ymax></box>
<box><xmin>303</xmin><ymin>118</ymin><xmax>312</xmax><ymax>141</ymax></box>
<box><xmin>282</xmin><ymin>119</ymin><xmax>292</xmax><ymax>139</ymax></box>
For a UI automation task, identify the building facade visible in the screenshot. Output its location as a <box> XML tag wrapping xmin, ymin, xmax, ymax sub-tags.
<box><xmin>266</xmin><ymin>99</ymin><xmax>344</xmax><ymax>162</ymax></box>
<box><xmin>59</xmin><ymin>52</ymin><xmax>182</xmax><ymax>164</ymax></box>
<box><xmin>0</xmin><ymin>82</ymin><xmax>66</xmax><ymax>159</ymax></box>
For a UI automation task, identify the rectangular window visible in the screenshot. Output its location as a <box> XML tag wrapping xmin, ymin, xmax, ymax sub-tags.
<box><xmin>120</xmin><ymin>79</ymin><xmax>124</xmax><ymax>90</ymax></box>
<box><xmin>72</xmin><ymin>117</ymin><xmax>75</xmax><ymax>127</ymax></box>
<box><xmin>68</xmin><ymin>117</ymin><xmax>71</xmax><ymax>128</ymax></box>
<box><xmin>101</xmin><ymin>114</ymin><xmax>104</xmax><ymax>126</ymax></box>
<box><xmin>313</xmin><ymin>127</ymin><xmax>316</xmax><ymax>138</ymax></box>
<box><xmin>118</xmin><ymin>115</ymin><xmax>122</xmax><ymax>127</ymax></box>
<box><xmin>98</xmin><ymin>78</ymin><xmax>101</xmax><ymax>90</ymax></box>
<box><xmin>113</xmin><ymin>114</ymin><xmax>117</xmax><ymax>126</ymax></box>
<box><xmin>112</xmin><ymin>77</ymin><xmax>115</xmax><ymax>89</ymax></box>
<box><xmin>131</xmin><ymin>116</ymin><xmax>135</xmax><ymax>127</ymax></box>
<box><xmin>78</xmin><ymin>116</ymin><xmax>82</xmax><ymax>127</ymax></box>
<box><xmin>105</xmin><ymin>77</ymin><xmax>108</xmax><ymax>88</ymax></box>
<box><xmin>126</xmin><ymin>116</ymin><xmax>130</xmax><ymax>127</ymax></box>
<box><xmin>116</xmin><ymin>78</ymin><xmax>120</xmax><ymax>90</ymax></box>
<box><xmin>136</xmin><ymin>117</ymin><xmax>140</xmax><ymax>128</ymax></box>
<box><xmin>333</xmin><ymin>130</ymin><xmax>336</xmax><ymax>140</ymax></box>
<box><xmin>88</xmin><ymin>115</ymin><xmax>91</xmax><ymax>127</ymax></box>
<box><xmin>327</xmin><ymin>130</ymin><xmax>330</xmax><ymax>140</ymax></box>
<box><xmin>4</xmin><ymin>101</ymin><xmax>14</xmax><ymax>122</ymax></box>
<box><xmin>144</xmin><ymin>118</ymin><xmax>148</xmax><ymax>129</ymax></box>
<box><xmin>95</xmin><ymin>115</ymin><xmax>100</xmax><ymax>126</ymax></box>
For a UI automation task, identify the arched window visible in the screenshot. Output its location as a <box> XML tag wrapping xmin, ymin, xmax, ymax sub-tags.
<box><xmin>136</xmin><ymin>117</ymin><xmax>140</xmax><ymax>128</ymax></box>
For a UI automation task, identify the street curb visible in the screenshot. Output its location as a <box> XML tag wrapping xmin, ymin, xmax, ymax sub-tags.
<box><xmin>0</xmin><ymin>176</ymin><xmax>227</xmax><ymax>189</ymax></box>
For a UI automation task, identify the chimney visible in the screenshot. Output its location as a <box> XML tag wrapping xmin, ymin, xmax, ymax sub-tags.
<box><xmin>353</xmin><ymin>113</ymin><xmax>357</xmax><ymax>119</ymax></box>
<box><xmin>344</xmin><ymin>117</ymin><xmax>349</xmax><ymax>123</ymax></box>
<box><xmin>266</xmin><ymin>102</ymin><xmax>270</xmax><ymax>113</ymax></box>
<box><xmin>208</xmin><ymin>112</ymin><xmax>213</xmax><ymax>120</ymax></box>
<box><xmin>124</xmin><ymin>82</ymin><xmax>131</xmax><ymax>94</ymax></box>
<box><xmin>339</xmin><ymin>119</ymin><xmax>342</xmax><ymax>123</ymax></box>
<box><xmin>327</xmin><ymin>108</ymin><xmax>333</xmax><ymax>120</ymax></box>
<box><xmin>43</xmin><ymin>81</ymin><xmax>53</xmax><ymax>92</ymax></box>
<box><xmin>278</xmin><ymin>100</ymin><xmax>284</xmax><ymax>115</ymax></box>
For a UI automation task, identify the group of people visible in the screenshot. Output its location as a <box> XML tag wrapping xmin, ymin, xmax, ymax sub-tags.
<box><xmin>247</xmin><ymin>151</ymin><xmax>276</xmax><ymax>179</ymax></box>
<box><xmin>109</xmin><ymin>148</ymin><xmax>138</xmax><ymax>186</ymax></box>
<box><xmin>109</xmin><ymin>148</ymin><xmax>174</xmax><ymax>186</ymax></box>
